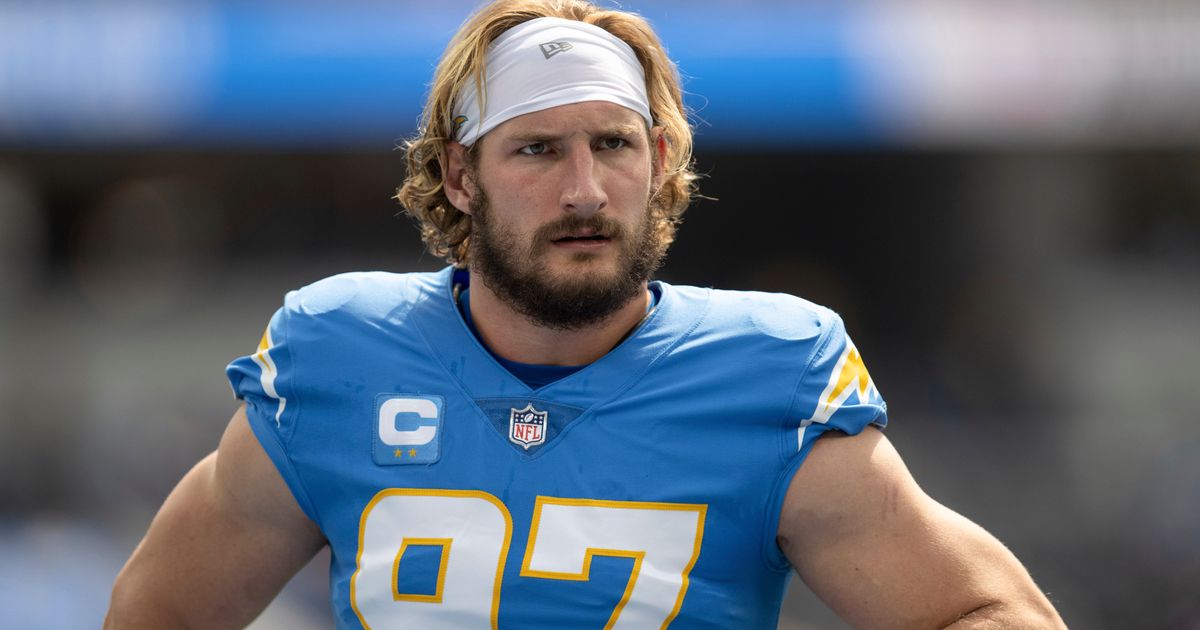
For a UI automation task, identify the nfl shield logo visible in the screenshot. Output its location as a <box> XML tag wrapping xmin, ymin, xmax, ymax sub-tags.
<box><xmin>508</xmin><ymin>403</ymin><xmax>548</xmax><ymax>449</ymax></box>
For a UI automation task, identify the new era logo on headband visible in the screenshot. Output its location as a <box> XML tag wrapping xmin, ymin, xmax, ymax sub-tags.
<box><xmin>539</xmin><ymin>41</ymin><xmax>573</xmax><ymax>59</ymax></box>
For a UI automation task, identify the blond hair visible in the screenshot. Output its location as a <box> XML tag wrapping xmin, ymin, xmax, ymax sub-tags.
<box><xmin>396</xmin><ymin>0</ymin><xmax>698</xmax><ymax>266</ymax></box>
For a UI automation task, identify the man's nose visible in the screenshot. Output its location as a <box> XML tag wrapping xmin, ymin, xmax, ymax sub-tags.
<box><xmin>559</xmin><ymin>150</ymin><xmax>607</xmax><ymax>218</ymax></box>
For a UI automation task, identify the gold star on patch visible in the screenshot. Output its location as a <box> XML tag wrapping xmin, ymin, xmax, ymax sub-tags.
<box><xmin>394</xmin><ymin>448</ymin><xmax>404</xmax><ymax>458</ymax></box>
<box><xmin>408</xmin><ymin>448</ymin><xmax>418</xmax><ymax>457</ymax></box>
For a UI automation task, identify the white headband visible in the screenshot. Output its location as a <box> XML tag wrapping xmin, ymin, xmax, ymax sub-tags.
<box><xmin>452</xmin><ymin>17</ymin><xmax>653</xmax><ymax>146</ymax></box>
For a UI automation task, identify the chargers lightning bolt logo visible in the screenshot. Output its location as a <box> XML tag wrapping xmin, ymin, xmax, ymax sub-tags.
<box><xmin>805</xmin><ymin>342</ymin><xmax>879</xmax><ymax>425</ymax></box>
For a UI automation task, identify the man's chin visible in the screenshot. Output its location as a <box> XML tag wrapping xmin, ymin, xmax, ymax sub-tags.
<box><xmin>543</xmin><ymin>243</ymin><xmax>618</xmax><ymax>264</ymax></box>
<box><xmin>541</xmin><ymin>258</ymin><xmax>629</xmax><ymax>289</ymax></box>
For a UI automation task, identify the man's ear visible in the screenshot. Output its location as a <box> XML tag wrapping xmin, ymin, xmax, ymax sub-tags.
<box><xmin>442</xmin><ymin>141</ymin><xmax>477</xmax><ymax>214</ymax></box>
<box><xmin>650</xmin><ymin>127</ymin><xmax>668</xmax><ymax>190</ymax></box>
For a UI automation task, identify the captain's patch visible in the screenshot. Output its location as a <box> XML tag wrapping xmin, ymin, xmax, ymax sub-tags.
<box><xmin>373</xmin><ymin>394</ymin><xmax>444</xmax><ymax>465</ymax></box>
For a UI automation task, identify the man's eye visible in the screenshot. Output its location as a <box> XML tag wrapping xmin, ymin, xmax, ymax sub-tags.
<box><xmin>600</xmin><ymin>137</ymin><xmax>628</xmax><ymax>150</ymax></box>
<box><xmin>518</xmin><ymin>143</ymin><xmax>547</xmax><ymax>156</ymax></box>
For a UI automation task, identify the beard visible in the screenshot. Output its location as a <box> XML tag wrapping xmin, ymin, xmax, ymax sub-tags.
<box><xmin>468</xmin><ymin>186</ymin><xmax>668</xmax><ymax>331</ymax></box>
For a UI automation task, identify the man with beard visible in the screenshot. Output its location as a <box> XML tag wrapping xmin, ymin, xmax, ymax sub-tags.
<box><xmin>106</xmin><ymin>2</ymin><xmax>1066</xmax><ymax>629</ymax></box>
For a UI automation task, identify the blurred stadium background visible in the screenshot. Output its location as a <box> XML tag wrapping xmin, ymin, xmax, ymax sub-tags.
<box><xmin>2</xmin><ymin>1</ymin><xmax>1199</xmax><ymax>627</ymax></box>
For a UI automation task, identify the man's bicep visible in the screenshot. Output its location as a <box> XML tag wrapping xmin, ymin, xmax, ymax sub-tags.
<box><xmin>212</xmin><ymin>404</ymin><xmax>321</xmax><ymax>534</ymax></box>
<box><xmin>777</xmin><ymin>428</ymin><xmax>1062</xmax><ymax>629</ymax></box>
<box><xmin>106</xmin><ymin>405</ymin><xmax>324</xmax><ymax>629</ymax></box>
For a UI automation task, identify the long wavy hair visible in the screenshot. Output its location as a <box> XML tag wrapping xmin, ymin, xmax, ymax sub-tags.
<box><xmin>395</xmin><ymin>0</ymin><xmax>699</xmax><ymax>267</ymax></box>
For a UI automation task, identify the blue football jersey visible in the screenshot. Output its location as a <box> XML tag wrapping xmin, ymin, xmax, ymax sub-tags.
<box><xmin>226</xmin><ymin>267</ymin><xmax>887</xmax><ymax>629</ymax></box>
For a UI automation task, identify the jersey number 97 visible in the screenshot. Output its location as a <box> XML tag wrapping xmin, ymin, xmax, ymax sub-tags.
<box><xmin>350</xmin><ymin>489</ymin><xmax>707</xmax><ymax>629</ymax></box>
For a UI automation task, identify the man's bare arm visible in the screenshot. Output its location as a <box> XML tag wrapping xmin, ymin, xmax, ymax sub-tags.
<box><xmin>778</xmin><ymin>428</ymin><xmax>1065</xmax><ymax>629</ymax></box>
<box><xmin>105</xmin><ymin>405</ymin><xmax>325</xmax><ymax>629</ymax></box>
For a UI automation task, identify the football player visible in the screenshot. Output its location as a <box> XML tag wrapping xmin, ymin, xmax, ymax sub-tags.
<box><xmin>106</xmin><ymin>1</ymin><xmax>1066</xmax><ymax>627</ymax></box>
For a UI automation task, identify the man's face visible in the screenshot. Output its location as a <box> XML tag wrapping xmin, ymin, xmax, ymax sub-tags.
<box><xmin>462</xmin><ymin>101</ymin><xmax>667</xmax><ymax>330</ymax></box>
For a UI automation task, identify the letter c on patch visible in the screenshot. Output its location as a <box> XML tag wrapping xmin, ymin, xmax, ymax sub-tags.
<box><xmin>379</xmin><ymin>397</ymin><xmax>439</xmax><ymax>446</ymax></box>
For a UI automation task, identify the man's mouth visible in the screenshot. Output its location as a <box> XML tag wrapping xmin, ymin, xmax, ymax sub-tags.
<box><xmin>552</xmin><ymin>228</ymin><xmax>610</xmax><ymax>244</ymax></box>
<box><xmin>553</xmin><ymin>234</ymin><xmax>609</xmax><ymax>243</ymax></box>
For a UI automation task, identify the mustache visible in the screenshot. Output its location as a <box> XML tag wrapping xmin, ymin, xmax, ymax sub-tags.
<box><xmin>534</xmin><ymin>214</ymin><xmax>627</xmax><ymax>242</ymax></box>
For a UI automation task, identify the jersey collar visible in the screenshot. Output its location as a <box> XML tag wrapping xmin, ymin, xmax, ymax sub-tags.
<box><xmin>411</xmin><ymin>266</ymin><xmax>708</xmax><ymax>410</ymax></box>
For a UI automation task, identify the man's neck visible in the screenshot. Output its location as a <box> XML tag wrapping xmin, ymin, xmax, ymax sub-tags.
<box><xmin>465</xmin><ymin>270</ymin><xmax>651</xmax><ymax>367</ymax></box>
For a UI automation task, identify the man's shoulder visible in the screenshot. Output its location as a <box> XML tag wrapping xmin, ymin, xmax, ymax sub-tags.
<box><xmin>663</xmin><ymin>282</ymin><xmax>840</xmax><ymax>344</ymax></box>
<box><xmin>279</xmin><ymin>268</ymin><xmax>449</xmax><ymax>320</ymax></box>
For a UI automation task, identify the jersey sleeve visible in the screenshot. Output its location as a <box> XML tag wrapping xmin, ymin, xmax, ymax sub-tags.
<box><xmin>224</xmin><ymin>300</ymin><xmax>319</xmax><ymax>522</ymax></box>
<box><xmin>763</xmin><ymin>311</ymin><xmax>889</xmax><ymax>570</ymax></box>
<box><xmin>789</xmin><ymin>311</ymin><xmax>888</xmax><ymax>457</ymax></box>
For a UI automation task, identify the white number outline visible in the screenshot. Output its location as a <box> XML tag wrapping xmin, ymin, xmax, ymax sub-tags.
<box><xmin>519</xmin><ymin>496</ymin><xmax>707</xmax><ymax>630</ymax></box>
<box><xmin>350</xmin><ymin>489</ymin><xmax>513</xmax><ymax>629</ymax></box>
<box><xmin>350</xmin><ymin>490</ymin><xmax>707</xmax><ymax>629</ymax></box>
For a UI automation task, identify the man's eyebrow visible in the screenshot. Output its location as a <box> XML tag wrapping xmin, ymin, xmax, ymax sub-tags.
<box><xmin>507</xmin><ymin>132</ymin><xmax>561</xmax><ymax>145</ymax></box>
<box><xmin>600</xmin><ymin>123</ymin><xmax>643</xmax><ymax>137</ymax></box>
<box><xmin>506</xmin><ymin>124</ymin><xmax>644</xmax><ymax>144</ymax></box>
